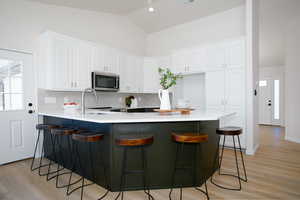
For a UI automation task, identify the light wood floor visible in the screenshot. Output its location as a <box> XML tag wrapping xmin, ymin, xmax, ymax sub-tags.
<box><xmin>1</xmin><ymin>125</ymin><xmax>300</xmax><ymax>200</ymax></box>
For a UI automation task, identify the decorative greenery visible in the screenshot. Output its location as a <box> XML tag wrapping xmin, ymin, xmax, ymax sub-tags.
<box><xmin>158</xmin><ymin>68</ymin><xmax>182</xmax><ymax>90</ymax></box>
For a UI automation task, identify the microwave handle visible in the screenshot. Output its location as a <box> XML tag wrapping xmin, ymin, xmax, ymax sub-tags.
<box><xmin>116</xmin><ymin>77</ymin><xmax>120</xmax><ymax>89</ymax></box>
<box><xmin>91</xmin><ymin>72</ymin><xmax>95</xmax><ymax>89</ymax></box>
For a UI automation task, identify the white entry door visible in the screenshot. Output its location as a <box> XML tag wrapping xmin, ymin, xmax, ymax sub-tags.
<box><xmin>259</xmin><ymin>79</ymin><xmax>281</xmax><ymax>125</ymax></box>
<box><xmin>0</xmin><ymin>49</ymin><xmax>36</xmax><ymax>165</ymax></box>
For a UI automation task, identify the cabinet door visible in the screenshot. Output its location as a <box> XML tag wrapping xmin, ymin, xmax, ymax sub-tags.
<box><xmin>225</xmin><ymin>68</ymin><xmax>245</xmax><ymax>107</ymax></box>
<box><xmin>104</xmin><ymin>47</ymin><xmax>119</xmax><ymax>73</ymax></box>
<box><xmin>205</xmin><ymin>70</ymin><xmax>225</xmax><ymax>110</ymax></box>
<box><xmin>119</xmin><ymin>54</ymin><xmax>136</xmax><ymax>93</ymax></box>
<box><xmin>92</xmin><ymin>46</ymin><xmax>104</xmax><ymax>72</ymax></box>
<box><xmin>226</xmin><ymin>39</ymin><xmax>245</xmax><ymax>69</ymax></box>
<box><xmin>222</xmin><ymin>68</ymin><xmax>246</xmax><ymax>148</ymax></box>
<box><xmin>143</xmin><ymin>58</ymin><xmax>160</xmax><ymax>93</ymax></box>
<box><xmin>206</xmin><ymin>43</ymin><xmax>226</xmax><ymax>70</ymax></box>
<box><xmin>171</xmin><ymin>51</ymin><xmax>186</xmax><ymax>73</ymax></box>
<box><xmin>188</xmin><ymin>48</ymin><xmax>207</xmax><ymax>73</ymax></box>
<box><xmin>51</xmin><ymin>38</ymin><xmax>73</xmax><ymax>90</ymax></box>
<box><xmin>74</xmin><ymin>42</ymin><xmax>93</xmax><ymax>90</ymax></box>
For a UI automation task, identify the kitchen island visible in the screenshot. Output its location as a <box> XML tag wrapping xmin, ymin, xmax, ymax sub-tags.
<box><xmin>39</xmin><ymin>109</ymin><xmax>234</xmax><ymax>191</ymax></box>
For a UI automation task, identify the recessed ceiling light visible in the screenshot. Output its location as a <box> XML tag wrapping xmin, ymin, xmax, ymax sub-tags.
<box><xmin>147</xmin><ymin>0</ymin><xmax>155</xmax><ymax>13</ymax></box>
<box><xmin>148</xmin><ymin>7</ymin><xmax>155</xmax><ymax>12</ymax></box>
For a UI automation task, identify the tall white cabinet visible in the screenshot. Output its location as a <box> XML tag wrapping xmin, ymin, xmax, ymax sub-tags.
<box><xmin>205</xmin><ymin>39</ymin><xmax>246</xmax><ymax>148</ymax></box>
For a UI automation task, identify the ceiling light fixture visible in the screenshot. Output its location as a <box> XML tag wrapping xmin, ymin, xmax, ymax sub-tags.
<box><xmin>147</xmin><ymin>0</ymin><xmax>155</xmax><ymax>12</ymax></box>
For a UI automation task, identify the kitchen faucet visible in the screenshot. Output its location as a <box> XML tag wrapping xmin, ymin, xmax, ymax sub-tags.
<box><xmin>81</xmin><ymin>88</ymin><xmax>97</xmax><ymax>115</ymax></box>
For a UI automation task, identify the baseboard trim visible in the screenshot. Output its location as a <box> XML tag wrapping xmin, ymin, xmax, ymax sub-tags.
<box><xmin>246</xmin><ymin>144</ymin><xmax>259</xmax><ymax>155</ymax></box>
<box><xmin>285</xmin><ymin>136</ymin><xmax>300</xmax><ymax>144</ymax></box>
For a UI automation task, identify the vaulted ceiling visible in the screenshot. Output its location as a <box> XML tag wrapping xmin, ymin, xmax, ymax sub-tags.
<box><xmin>28</xmin><ymin>0</ymin><xmax>245</xmax><ymax>33</ymax></box>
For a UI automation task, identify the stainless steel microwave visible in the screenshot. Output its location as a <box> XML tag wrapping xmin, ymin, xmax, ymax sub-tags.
<box><xmin>91</xmin><ymin>72</ymin><xmax>119</xmax><ymax>91</ymax></box>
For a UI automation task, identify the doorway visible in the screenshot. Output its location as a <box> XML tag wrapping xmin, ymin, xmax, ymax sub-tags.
<box><xmin>258</xmin><ymin>67</ymin><xmax>284</xmax><ymax>126</ymax></box>
<box><xmin>0</xmin><ymin>49</ymin><xmax>36</xmax><ymax>165</ymax></box>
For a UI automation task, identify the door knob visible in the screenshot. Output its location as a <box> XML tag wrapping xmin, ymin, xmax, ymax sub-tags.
<box><xmin>28</xmin><ymin>110</ymin><xmax>35</xmax><ymax>114</ymax></box>
<box><xmin>268</xmin><ymin>103</ymin><xmax>272</xmax><ymax>106</ymax></box>
<box><xmin>28</xmin><ymin>103</ymin><xmax>33</xmax><ymax>107</ymax></box>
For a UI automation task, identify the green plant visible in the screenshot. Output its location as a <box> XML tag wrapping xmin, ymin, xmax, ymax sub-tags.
<box><xmin>158</xmin><ymin>68</ymin><xmax>182</xmax><ymax>90</ymax></box>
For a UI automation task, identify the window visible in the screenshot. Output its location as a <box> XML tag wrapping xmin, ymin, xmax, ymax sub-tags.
<box><xmin>0</xmin><ymin>59</ymin><xmax>23</xmax><ymax>111</ymax></box>
<box><xmin>274</xmin><ymin>80</ymin><xmax>280</xmax><ymax>120</ymax></box>
<box><xmin>259</xmin><ymin>80</ymin><xmax>267</xmax><ymax>87</ymax></box>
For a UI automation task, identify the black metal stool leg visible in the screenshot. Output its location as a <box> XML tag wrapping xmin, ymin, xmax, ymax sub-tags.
<box><xmin>169</xmin><ymin>143</ymin><xmax>178</xmax><ymax>200</ymax></box>
<box><xmin>169</xmin><ymin>143</ymin><xmax>184</xmax><ymax>200</ymax></box>
<box><xmin>142</xmin><ymin>147</ymin><xmax>154</xmax><ymax>200</ymax></box>
<box><xmin>47</xmin><ymin>134</ymin><xmax>61</xmax><ymax>181</ymax></box>
<box><xmin>115</xmin><ymin>148</ymin><xmax>127</xmax><ymax>200</ymax></box>
<box><xmin>233</xmin><ymin>136</ymin><xmax>242</xmax><ymax>191</ymax></box>
<box><xmin>31</xmin><ymin>129</ymin><xmax>41</xmax><ymax>171</ymax></box>
<box><xmin>55</xmin><ymin>135</ymin><xmax>73</xmax><ymax>188</ymax></box>
<box><xmin>67</xmin><ymin>141</ymin><xmax>94</xmax><ymax>199</ymax></box>
<box><xmin>211</xmin><ymin>135</ymin><xmax>246</xmax><ymax>191</ymax></box>
<box><xmin>98</xmin><ymin>143</ymin><xmax>110</xmax><ymax>200</ymax></box>
<box><xmin>67</xmin><ymin>141</ymin><xmax>83</xmax><ymax>196</ymax></box>
<box><xmin>218</xmin><ymin>135</ymin><xmax>226</xmax><ymax>175</ymax></box>
<box><xmin>195</xmin><ymin>144</ymin><xmax>210</xmax><ymax>200</ymax></box>
<box><xmin>237</xmin><ymin>136</ymin><xmax>247</xmax><ymax>182</ymax></box>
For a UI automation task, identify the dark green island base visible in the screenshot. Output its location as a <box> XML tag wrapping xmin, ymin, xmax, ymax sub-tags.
<box><xmin>43</xmin><ymin>116</ymin><xmax>219</xmax><ymax>192</ymax></box>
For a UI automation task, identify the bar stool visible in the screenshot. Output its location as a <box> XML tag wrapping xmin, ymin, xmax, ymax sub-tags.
<box><xmin>46</xmin><ymin>127</ymin><xmax>81</xmax><ymax>188</ymax></box>
<box><xmin>115</xmin><ymin>135</ymin><xmax>154</xmax><ymax>200</ymax></box>
<box><xmin>31</xmin><ymin>124</ymin><xmax>60</xmax><ymax>176</ymax></box>
<box><xmin>210</xmin><ymin>127</ymin><xmax>247</xmax><ymax>191</ymax></box>
<box><xmin>67</xmin><ymin>131</ymin><xmax>109</xmax><ymax>200</ymax></box>
<box><xmin>169</xmin><ymin>133</ymin><xmax>209</xmax><ymax>200</ymax></box>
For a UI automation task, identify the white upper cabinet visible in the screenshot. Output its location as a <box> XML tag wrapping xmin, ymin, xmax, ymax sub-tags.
<box><xmin>225</xmin><ymin>39</ymin><xmax>246</xmax><ymax>68</ymax></box>
<box><xmin>103</xmin><ymin>47</ymin><xmax>120</xmax><ymax>74</ymax></box>
<box><xmin>37</xmin><ymin>31</ymin><xmax>93</xmax><ymax>91</ymax></box>
<box><xmin>119</xmin><ymin>53</ymin><xmax>143</xmax><ymax>93</ymax></box>
<box><xmin>170</xmin><ymin>38</ymin><xmax>245</xmax><ymax>74</ymax></box>
<box><xmin>143</xmin><ymin>58</ymin><xmax>160</xmax><ymax>93</ymax></box>
<box><xmin>205</xmin><ymin>70</ymin><xmax>226</xmax><ymax>110</ymax></box>
<box><xmin>205</xmin><ymin>43</ymin><xmax>226</xmax><ymax>70</ymax></box>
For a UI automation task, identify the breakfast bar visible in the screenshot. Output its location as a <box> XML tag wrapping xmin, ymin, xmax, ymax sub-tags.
<box><xmin>39</xmin><ymin>109</ymin><xmax>234</xmax><ymax>192</ymax></box>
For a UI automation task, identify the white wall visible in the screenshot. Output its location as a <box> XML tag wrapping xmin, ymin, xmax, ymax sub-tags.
<box><xmin>245</xmin><ymin>0</ymin><xmax>260</xmax><ymax>155</ymax></box>
<box><xmin>285</xmin><ymin>17</ymin><xmax>300</xmax><ymax>143</ymax></box>
<box><xmin>146</xmin><ymin>6</ymin><xmax>245</xmax><ymax>56</ymax></box>
<box><xmin>0</xmin><ymin>0</ymin><xmax>146</xmax><ymax>56</ymax></box>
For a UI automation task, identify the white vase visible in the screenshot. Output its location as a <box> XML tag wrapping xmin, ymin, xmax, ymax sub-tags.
<box><xmin>158</xmin><ymin>89</ymin><xmax>171</xmax><ymax>110</ymax></box>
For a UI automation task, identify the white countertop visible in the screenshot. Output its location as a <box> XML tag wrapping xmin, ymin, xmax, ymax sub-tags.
<box><xmin>38</xmin><ymin>109</ymin><xmax>236</xmax><ymax>124</ymax></box>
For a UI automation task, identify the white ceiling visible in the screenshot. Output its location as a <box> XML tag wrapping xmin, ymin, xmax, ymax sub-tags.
<box><xmin>127</xmin><ymin>0</ymin><xmax>245</xmax><ymax>33</ymax></box>
<box><xmin>259</xmin><ymin>0</ymin><xmax>300</xmax><ymax>67</ymax></box>
<box><xmin>28</xmin><ymin>0</ymin><xmax>153</xmax><ymax>14</ymax></box>
<box><xmin>29</xmin><ymin>0</ymin><xmax>245</xmax><ymax>33</ymax></box>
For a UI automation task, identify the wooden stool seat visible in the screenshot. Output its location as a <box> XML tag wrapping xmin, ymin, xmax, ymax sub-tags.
<box><xmin>172</xmin><ymin>133</ymin><xmax>208</xmax><ymax>143</ymax></box>
<box><xmin>72</xmin><ymin>131</ymin><xmax>104</xmax><ymax>142</ymax></box>
<box><xmin>36</xmin><ymin>124</ymin><xmax>60</xmax><ymax>130</ymax></box>
<box><xmin>216</xmin><ymin>126</ymin><xmax>242</xmax><ymax>136</ymax></box>
<box><xmin>51</xmin><ymin>127</ymin><xmax>80</xmax><ymax>136</ymax></box>
<box><xmin>115</xmin><ymin>135</ymin><xmax>154</xmax><ymax>147</ymax></box>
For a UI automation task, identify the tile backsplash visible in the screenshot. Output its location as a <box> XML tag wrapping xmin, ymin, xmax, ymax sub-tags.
<box><xmin>38</xmin><ymin>89</ymin><xmax>160</xmax><ymax>111</ymax></box>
